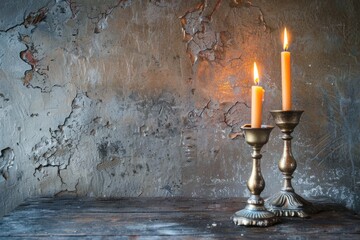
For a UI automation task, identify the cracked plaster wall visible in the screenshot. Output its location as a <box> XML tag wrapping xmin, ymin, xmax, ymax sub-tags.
<box><xmin>0</xmin><ymin>0</ymin><xmax>359</xmax><ymax>216</ymax></box>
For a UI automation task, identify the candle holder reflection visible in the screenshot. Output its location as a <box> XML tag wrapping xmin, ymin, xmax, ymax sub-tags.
<box><xmin>233</xmin><ymin>124</ymin><xmax>280</xmax><ymax>227</ymax></box>
<box><xmin>265</xmin><ymin>110</ymin><xmax>318</xmax><ymax>217</ymax></box>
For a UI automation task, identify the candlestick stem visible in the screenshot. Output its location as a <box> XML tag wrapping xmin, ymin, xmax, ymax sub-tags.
<box><xmin>233</xmin><ymin>125</ymin><xmax>280</xmax><ymax>227</ymax></box>
<box><xmin>265</xmin><ymin>110</ymin><xmax>318</xmax><ymax>218</ymax></box>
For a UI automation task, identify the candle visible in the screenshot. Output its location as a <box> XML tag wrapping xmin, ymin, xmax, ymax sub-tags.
<box><xmin>281</xmin><ymin>28</ymin><xmax>291</xmax><ymax>110</ymax></box>
<box><xmin>251</xmin><ymin>62</ymin><xmax>265</xmax><ymax>128</ymax></box>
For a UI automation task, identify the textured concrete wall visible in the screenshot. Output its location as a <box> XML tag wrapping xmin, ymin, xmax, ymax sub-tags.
<box><xmin>0</xmin><ymin>0</ymin><xmax>359</xmax><ymax>216</ymax></box>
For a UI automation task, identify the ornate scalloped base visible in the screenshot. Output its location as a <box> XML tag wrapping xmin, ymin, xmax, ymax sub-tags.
<box><xmin>232</xmin><ymin>208</ymin><xmax>280</xmax><ymax>227</ymax></box>
<box><xmin>265</xmin><ymin>191</ymin><xmax>319</xmax><ymax>218</ymax></box>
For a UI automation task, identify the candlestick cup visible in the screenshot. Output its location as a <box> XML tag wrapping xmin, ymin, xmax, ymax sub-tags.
<box><xmin>233</xmin><ymin>124</ymin><xmax>280</xmax><ymax>227</ymax></box>
<box><xmin>265</xmin><ymin>110</ymin><xmax>318</xmax><ymax>217</ymax></box>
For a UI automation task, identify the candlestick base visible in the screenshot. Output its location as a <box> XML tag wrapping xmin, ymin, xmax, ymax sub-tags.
<box><xmin>232</xmin><ymin>125</ymin><xmax>280</xmax><ymax>227</ymax></box>
<box><xmin>265</xmin><ymin>110</ymin><xmax>319</xmax><ymax>218</ymax></box>
<box><xmin>265</xmin><ymin>191</ymin><xmax>318</xmax><ymax>218</ymax></box>
<box><xmin>233</xmin><ymin>196</ymin><xmax>280</xmax><ymax>227</ymax></box>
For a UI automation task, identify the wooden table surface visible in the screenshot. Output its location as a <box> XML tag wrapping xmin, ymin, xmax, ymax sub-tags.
<box><xmin>0</xmin><ymin>197</ymin><xmax>359</xmax><ymax>239</ymax></box>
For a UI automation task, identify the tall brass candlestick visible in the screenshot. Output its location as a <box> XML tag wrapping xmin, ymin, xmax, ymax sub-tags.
<box><xmin>233</xmin><ymin>124</ymin><xmax>280</xmax><ymax>227</ymax></box>
<box><xmin>265</xmin><ymin>110</ymin><xmax>318</xmax><ymax>217</ymax></box>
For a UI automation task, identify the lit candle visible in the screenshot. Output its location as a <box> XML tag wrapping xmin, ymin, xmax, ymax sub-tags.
<box><xmin>281</xmin><ymin>28</ymin><xmax>291</xmax><ymax>110</ymax></box>
<box><xmin>251</xmin><ymin>62</ymin><xmax>265</xmax><ymax>128</ymax></box>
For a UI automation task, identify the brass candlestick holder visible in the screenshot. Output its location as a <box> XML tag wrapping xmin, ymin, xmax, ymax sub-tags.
<box><xmin>233</xmin><ymin>124</ymin><xmax>280</xmax><ymax>227</ymax></box>
<box><xmin>265</xmin><ymin>110</ymin><xmax>317</xmax><ymax>217</ymax></box>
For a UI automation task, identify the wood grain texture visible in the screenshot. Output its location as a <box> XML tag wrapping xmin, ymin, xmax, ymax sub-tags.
<box><xmin>0</xmin><ymin>197</ymin><xmax>359</xmax><ymax>239</ymax></box>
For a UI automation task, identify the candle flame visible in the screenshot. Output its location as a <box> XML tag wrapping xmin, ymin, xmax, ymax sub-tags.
<box><xmin>283</xmin><ymin>28</ymin><xmax>288</xmax><ymax>51</ymax></box>
<box><xmin>254</xmin><ymin>62</ymin><xmax>259</xmax><ymax>85</ymax></box>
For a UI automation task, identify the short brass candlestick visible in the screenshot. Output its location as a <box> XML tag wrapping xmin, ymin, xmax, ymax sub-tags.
<box><xmin>233</xmin><ymin>124</ymin><xmax>280</xmax><ymax>227</ymax></box>
<box><xmin>265</xmin><ymin>110</ymin><xmax>317</xmax><ymax>218</ymax></box>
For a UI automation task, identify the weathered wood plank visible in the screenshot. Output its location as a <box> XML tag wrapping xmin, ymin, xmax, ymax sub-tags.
<box><xmin>14</xmin><ymin>197</ymin><xmax>244</xmax><ymax>213</ymax></box>
<box><xmin>0</xmin><ymin>197</ymin><xmax>359</xmax><ymax>239</ymax></box>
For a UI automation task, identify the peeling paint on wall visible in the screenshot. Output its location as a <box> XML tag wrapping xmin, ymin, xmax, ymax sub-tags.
<box><xmin>0</xmin><ymin>147</ymin><xmax>14</xmax><ymax>181</ymax></box>
<box><xmin>180</xmin><ymin>0</ymin><xmax>225</xmax><ymax>64</ymax></box>
<box><xmin>86</xmin><ymin>0</ymin><xmax>133</xmax><ymax>33</ymax></box>
<box><xmin>31</xmin><ymin>92</ymin><xmax>100</xmax><ymax>180</ymax></box>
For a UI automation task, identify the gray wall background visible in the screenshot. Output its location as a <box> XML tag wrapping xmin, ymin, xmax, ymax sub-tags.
<box><xmin>0</xmin><ymin>0</ymin><xmax>359</xmax><ymax>217</ymax></box>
